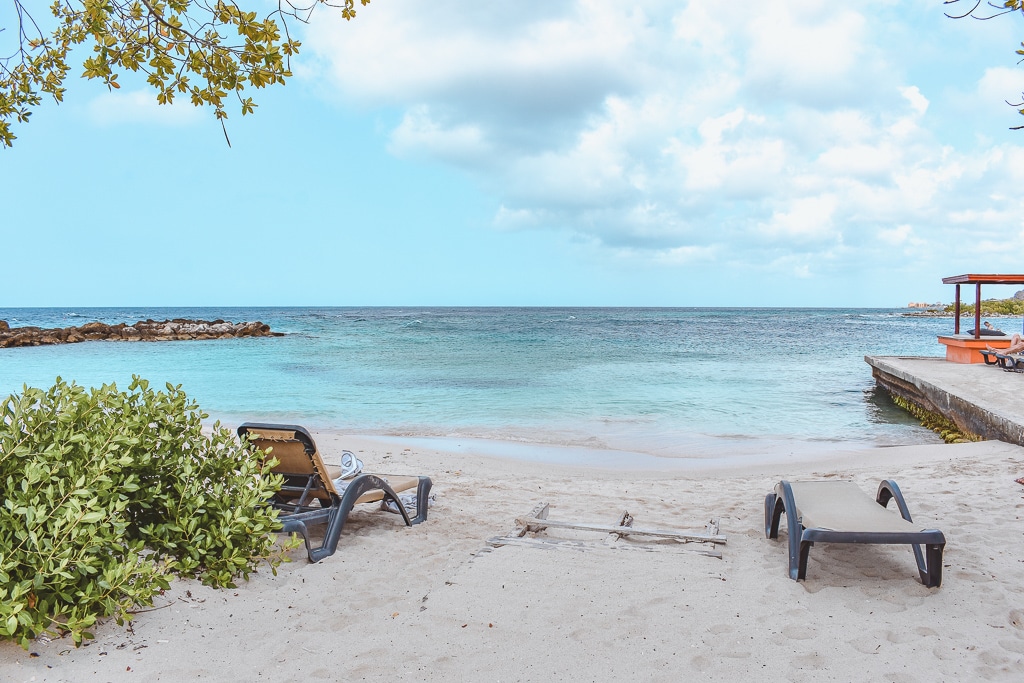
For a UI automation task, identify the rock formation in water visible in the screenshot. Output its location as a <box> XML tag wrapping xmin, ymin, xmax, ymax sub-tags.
<box><xmin>0</xmin><ymin>319</ymin><xmax>281</xmax><ymax>348</ymax></box>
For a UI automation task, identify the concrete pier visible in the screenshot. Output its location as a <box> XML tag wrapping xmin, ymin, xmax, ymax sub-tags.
<box><xmin>865</xmin><ymin>355</ymin><xmax>1024</xmax><ymax>445</ymax></box>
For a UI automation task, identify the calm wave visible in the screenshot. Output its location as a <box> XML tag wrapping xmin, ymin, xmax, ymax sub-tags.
<box><xmin>0</xmin><ymin>307</ymin><xmax>970</xmax><ymax>458</ymax></box>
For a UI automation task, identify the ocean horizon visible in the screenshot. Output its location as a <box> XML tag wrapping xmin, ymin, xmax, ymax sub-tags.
<box><xmin>0</xmin><ymin>306</ymin><xmax>965</xmax><ymax>463</ymax></box>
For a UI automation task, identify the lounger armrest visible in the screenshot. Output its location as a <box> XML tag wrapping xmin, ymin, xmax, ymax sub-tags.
<box><xmin>876</xmin><ymin>480</ymin><xmax>913</xmax><ymax>523</ymax></box>
<box><xmin>339</xmin><ymin>475</ymin><xmax>413</xmax><ymax>526</ymax></box>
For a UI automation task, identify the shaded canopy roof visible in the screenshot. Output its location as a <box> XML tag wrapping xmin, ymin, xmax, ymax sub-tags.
<box><xmin>942</xmin><ymin>274</ymin><xmax>1024</xmax><ymax>285</ymax></box>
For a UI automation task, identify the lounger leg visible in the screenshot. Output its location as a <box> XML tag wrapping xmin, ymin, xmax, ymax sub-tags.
<box><xmin>315</xmin><ymin>475</ymin><xmax>408</xmax><ymax>561</ymax></box>
<box><xmin>774</xmin><ymin>482</ymin><xmax>806</xmax><ymax>581</ymax></box>
<box><xmin>878</xmin><ymin>480</ymin><xmax>945</xmax><ymax>586</ymax></box>
<box><xmin>765</xmin><ymin>491</ymin><xmax>803</xmax><ymax>580</ymax></box>
<box><xmin>310</xmin><ymin>507</ymin><xmax>348</xmax><ymax>563</ymax></box>
<box><xmin>280</xmin><ymin>519</ymin><xmax>320</xmax><ymax>562</ymax></box>
<box><xmin>797</xmin><ymin>538</ymin><xmax>813</xmax><ymax>581</ymax></box>
<box><xmin>410</xmin><ymin>476</ymin><xmax>433</xmax><ymax>525</ymax></box>
<box><xmin>377</xmin><ymin>486</ymin><xmax>413</xmax><ymax>526</ymax></box>
<box><xmin>923</xmin><ymin>543</ymin><xmax>944</xmax><ymax>588</ymax></box>
<box><xmin>764</xmin><ymin>493</ymin><xmax>778</xmax><ymax>538</ymax></box>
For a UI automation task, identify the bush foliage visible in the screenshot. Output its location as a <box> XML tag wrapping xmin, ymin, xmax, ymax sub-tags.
<box><xmin>944</xmin><ymin>298</ymin><xmax>1024</xmax><ymax>316</ymax></box>
<box><xmin>0</xmin><ymin>377</ymin><xmax>285</xmax><ymax>648</ymax></box>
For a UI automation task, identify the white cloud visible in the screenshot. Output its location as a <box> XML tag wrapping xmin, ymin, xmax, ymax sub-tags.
<box><xmin>494</xmin><ymin>205</ymin><xmax>542</xmax><ymax>231</ymax></box>
<box><xmin>900</xmin><ymin>86</ymin><xmax>930</xmax><ymax>116</ymax></box>
<box><xmin>388</xmin><ymin>106</ymin><xmax>492</xmax><ymax>165</ymax></box>
<box><xmin>877</xmin><ymin>224</ymin><xmax>924</xmax><ymax>247</ymax></box>
<box><xmin>301</xmin><ymin>0</ymin><xmax>1024</xmax><ymax>274</ymax></box>
<box><xmin>759</xmin><ymin>196</ymin><xmax>839</xmax><ymax>243</ymax></box>
<box><xmin>744</xmin><ymin>2</ymin><xmax>871</xmax><ymax>107</ymax></box>
<box><xmin>977</xmin><ymin>67</ymin><xmax>1024</xmax><ymax>107</ymax></box>
<box><xmin>652</xmin><ymin>244</ymin><xmax>719</xmax><ymax>265</ymax></box>
<box><xmin>87</xmin><ymin>89</ymin><xmax>204</xmax><ymax>127</ymax></box>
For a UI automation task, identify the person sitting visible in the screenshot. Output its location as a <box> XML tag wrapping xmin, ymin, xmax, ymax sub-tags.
<box><xmin>972</xmin><ymin>321</ymin><xmax>1007</xmax><ymax>336</ymax></box>
<box><xmin>987</xmin><ymin>333</ymin><xmax>1024</xmax><ymax>355</ymax></box>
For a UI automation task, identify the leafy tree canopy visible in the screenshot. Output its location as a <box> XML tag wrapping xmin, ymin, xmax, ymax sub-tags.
<box><xmin>0</xmin><ymin>0</ymin><xmax>369</xmax><ymax>147</ymax></box>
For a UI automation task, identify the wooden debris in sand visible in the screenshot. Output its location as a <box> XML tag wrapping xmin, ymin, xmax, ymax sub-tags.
<box><xmin>487</xmin><ymin>503</ymin><xmax>725</xmax><ymax>558</ymax></box>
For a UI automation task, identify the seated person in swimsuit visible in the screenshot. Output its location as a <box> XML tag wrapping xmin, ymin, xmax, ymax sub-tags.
<box><xmin>987</xmin><ymin>333</ymin><xmax>1024</xmax><ymax>355</ymax></box>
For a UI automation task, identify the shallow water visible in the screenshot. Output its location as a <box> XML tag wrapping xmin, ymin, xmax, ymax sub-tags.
<box><xmin>0</xmin><ymin>307</ymin><xmax>964</xmax><ymax>458</ymax></box>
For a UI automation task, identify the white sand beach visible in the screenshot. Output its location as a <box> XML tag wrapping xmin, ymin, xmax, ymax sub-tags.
<box><xmin>3</xmin><ymin>433</ymin><xmax>1024</xmax><ymax>682</ymax></box>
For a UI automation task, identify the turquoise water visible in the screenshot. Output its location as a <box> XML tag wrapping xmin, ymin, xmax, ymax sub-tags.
<box><xmin>0</xmin><ymin>307</ymin><xmax>963</xmax><ymax>459</ymax></box>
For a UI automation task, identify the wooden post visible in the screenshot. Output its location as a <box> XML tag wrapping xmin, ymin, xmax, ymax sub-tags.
<box><xmin>974</xmin><ymin>283</ymin><xmax>982</xmax><ymax>339</ymax></box>
<box><xmin>954</xmin><ymin>284</ymin><xmax>960</xmax><ymax>334</ymax></box>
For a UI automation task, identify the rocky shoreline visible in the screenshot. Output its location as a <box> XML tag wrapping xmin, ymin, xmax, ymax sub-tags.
<box><xmin>901</xmin><ymin>311</ymin><xmax>1019</xmax><ymax>318</ymax></box>
<box><xmin>0</xmin><ymin>319</ymin><xmax>282</xmax><ymax>348</ymax></box>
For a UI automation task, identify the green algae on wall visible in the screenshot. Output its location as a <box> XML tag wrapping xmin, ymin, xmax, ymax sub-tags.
<box><xmin>888</xmin><ymin>393</ymin><xmax>982</xmax><ymax>444</ymax></box>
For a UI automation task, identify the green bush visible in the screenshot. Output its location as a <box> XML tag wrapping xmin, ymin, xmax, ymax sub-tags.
<box><xmin>0</xmin><ymin>377</ymin><xmax>287</xmax><ymax>648</ymax></box>
<box><xmin>944</xmin><ymin>298</ymin><xmax>1024</xmax><ymax>316</ymax></box>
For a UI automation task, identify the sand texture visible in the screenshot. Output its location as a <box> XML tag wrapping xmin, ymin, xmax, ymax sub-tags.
<box><xmin>3</xmin><ymin>434</ymin><xmax>1024</xmax><ymax>682</ymax></box>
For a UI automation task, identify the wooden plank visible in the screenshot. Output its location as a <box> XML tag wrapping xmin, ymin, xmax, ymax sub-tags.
<box><xmin>706</xmin><ymin>518</ymin><xmax>720</xmax><ymax>537</ymax></box>
<box><xmin>515</xmin><ymin>517</ymin><xmax>727</xmax><ymax>544</ymax></box>
<box><xmin>486</xmin><ymin>535</ymin><xmax>723</xmax><ymax>559</ymax></box>
<box><xmin>514</xmin><ymin>502</ymin><xmax>550</xmax><ymax>537</ymax></box>
<box><xmin>604</xmin><ymin>510</ymin><xmax>633</xmax><ymax>546</ymax></box>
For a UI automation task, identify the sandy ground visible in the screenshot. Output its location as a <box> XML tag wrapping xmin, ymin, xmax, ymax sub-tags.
<box><xmin>3</xmin><ymin>433</ymin><xmax>1024</xmax><ymax>682</ymax></box>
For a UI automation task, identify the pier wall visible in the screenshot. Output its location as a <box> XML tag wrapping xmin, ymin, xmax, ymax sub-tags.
<box><xmin>866</xmin><ymin>356</ymin><xmax>1024</xmax><ymax>446</ymax></box>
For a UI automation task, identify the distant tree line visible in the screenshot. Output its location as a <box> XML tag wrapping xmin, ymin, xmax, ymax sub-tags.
<box><xmin>943</xmin><ymin>297</ymin><xmax>1024</xmax><ymax>315</ymax></box>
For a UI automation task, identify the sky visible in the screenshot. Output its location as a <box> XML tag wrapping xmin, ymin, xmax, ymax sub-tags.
<box><xmin>3</xmin><ymin>0</ymin><xmax>1024</xmax><ymax>307</ymax></box>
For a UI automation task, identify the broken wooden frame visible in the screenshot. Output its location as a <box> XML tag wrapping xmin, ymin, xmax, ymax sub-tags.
<box><xmin>487</xmin><ymin>503</ymin><xmax>726</xmax><ymax>558</ymax></box>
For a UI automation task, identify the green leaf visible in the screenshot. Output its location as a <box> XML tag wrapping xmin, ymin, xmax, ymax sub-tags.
<box><xmin>0</xmin><ymin>377</ymin><xmax>285</xmax><ymax>648</ymax></box>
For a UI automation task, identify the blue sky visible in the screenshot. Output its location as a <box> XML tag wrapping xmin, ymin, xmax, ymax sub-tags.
<box><xmin>4</xmin><ymin>0</ymin><xmax>1024</xmax><ymax>307</ymax></box>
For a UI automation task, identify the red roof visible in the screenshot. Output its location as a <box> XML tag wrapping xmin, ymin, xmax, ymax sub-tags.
<box><xmin>942</xmin><ymin>274</ymin><xmax>1024</xmax><ymax>285</ymax></box>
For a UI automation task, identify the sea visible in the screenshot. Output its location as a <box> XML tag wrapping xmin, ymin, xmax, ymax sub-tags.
<box><xmin>0</xmin><ymin>307</ymin><xmax>977</xmax><ymax>466</ymax></box>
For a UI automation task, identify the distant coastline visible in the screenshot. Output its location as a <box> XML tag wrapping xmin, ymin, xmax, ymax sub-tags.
<box><xmin>903</xmin><ymin>293</ymin><xmax>1024</xmax><ymax>318</ymax></box>
<box><xmin>901</xmin><ymin>310</ymin><xmax>1021</xmax><ymax>318</ymax></box>
<box><xmin>0</xmin><ymin>318</ymin><xmax>280</xmax><ymax>348</ymax></box>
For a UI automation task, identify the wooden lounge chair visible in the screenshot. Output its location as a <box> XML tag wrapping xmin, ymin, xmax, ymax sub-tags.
<box><xmin>764</xmin><ymin>479</ymin><xmax>945</xmax><ymax>587</ymax></box>
<box><xmin>237</xmin><ymin>423</ymin><xmax>432</xmax><ymax>562</ymax></box>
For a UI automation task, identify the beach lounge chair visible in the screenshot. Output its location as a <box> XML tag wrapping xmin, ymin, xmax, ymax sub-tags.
<box><xmin>994</xmin><ymin>352</ymin><xmax>1024</xmax><ymax>372</ymax></box>
<box><xmin>237</xmin><ymin>422</ymin><xmax>432</xmax><ymax>562</ymax></box>
<box><xmin>979</xmin><ymin>349</ymin><xmax>1001</xmax><ymax>366</ymax></box>
<box><xmin>764</xmin><ymin>479</ymin><xmax>945</xmax><ymax>587</ymax></box>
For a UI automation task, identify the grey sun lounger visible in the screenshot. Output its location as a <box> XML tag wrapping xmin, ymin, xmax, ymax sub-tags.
<box><xmin>238</xmin><ymin>423</ymin><xmax>432</xmax><ymax>562</ymax></box>
<box><xmin>979</xmin><ymin>349</ymin><xmax>1002</xmax><ymax>366</ymax></box>
<box><xmin>993</xmin><ymin>352</ymin><xmax>1024</xmax><ymax>372</ymax></box>
<box><xmin>764</xmin><ymin>480</ymin><xmax>945</xmax><ymax>587</ymax></box>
